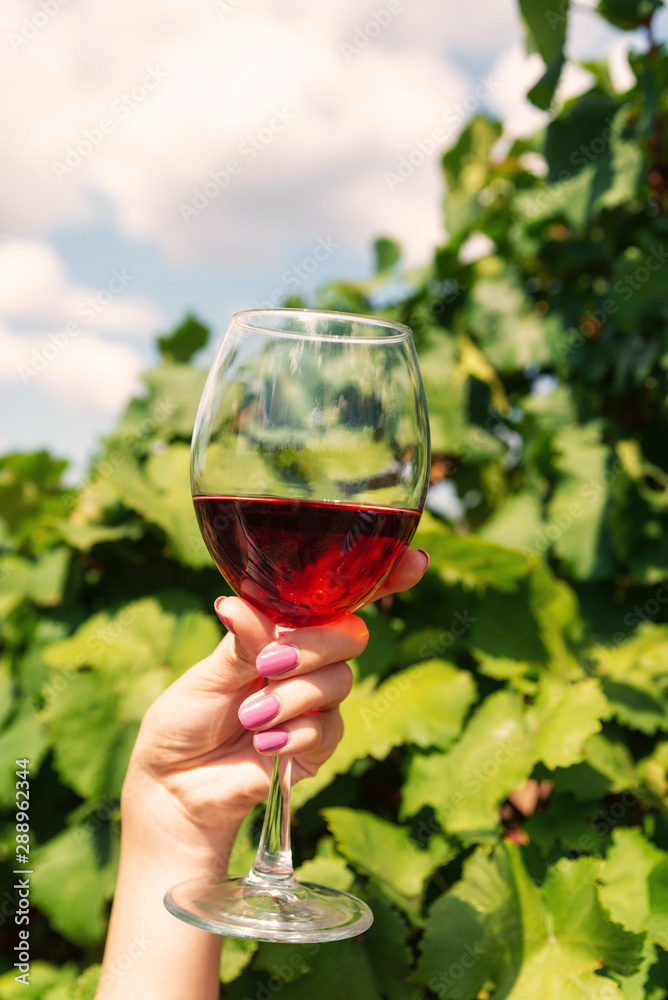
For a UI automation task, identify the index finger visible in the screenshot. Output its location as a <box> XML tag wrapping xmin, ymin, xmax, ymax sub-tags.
<box><xmin>255</xmin><ymin>615</ymin><xmax>369</xmax><ymax>679</ymax></box>
<box><xmin>364</xmin><ymin>547</ymin><xmax>429</xmax><ymax>604</ymax></box>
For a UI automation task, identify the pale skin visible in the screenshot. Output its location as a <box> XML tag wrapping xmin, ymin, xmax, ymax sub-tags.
<box><xmin>96</xmin><ymin>549</ymin><xmax>428</xmax><ymax>1000</ymax></box>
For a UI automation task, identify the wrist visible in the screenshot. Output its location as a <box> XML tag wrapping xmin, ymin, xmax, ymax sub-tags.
<box><xmin>121</xmin><ymin>764</ymin><xmax>244</xmax><ymax>878</ymax></box>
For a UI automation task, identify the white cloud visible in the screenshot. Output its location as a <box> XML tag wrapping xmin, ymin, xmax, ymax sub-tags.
<box><xmin>0</xmin><ymin>238</ymin><xmax>156</xmax><ymax>429</ymax></box>
<box><xmin>488</xmin><ymin>45</ymin><xmax>596</xmax><ymax>145</ymax></box>
<box><xmin>608</xmin><ymin>35</ymin><xmax>645</xmax><ymax>92</ymax></box>
<box><xmin>0</xmin><ymin>324</ymin><xmax>143</xmax><ymax>416</ymax></box>
<box><xmin>487</xmin><ymin>47</ymin><xmax>549</xmax><ymax>139</ymax></box>
<box><xmin>0</xmin><ymin>239</ymin><xmax>162</xmax><ymax>335</ymax></box>
<box><xmin>0</xmin><ymin>0</ymin><xmax>492</xmax><ymax>269</ymax></box>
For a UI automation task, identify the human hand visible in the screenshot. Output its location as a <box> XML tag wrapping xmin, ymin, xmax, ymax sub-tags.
<box><xmin>98</xmin><ymin>548</ymin><xmax>428</xmax><ymax>999</ymax></box>
<box><xmin>121</xmin><ymin>547</ymin><xmax>429</xmax><ymax>865</ymax></box>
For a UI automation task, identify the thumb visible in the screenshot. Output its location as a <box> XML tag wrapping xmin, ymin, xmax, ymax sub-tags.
<box><xmin>206</xmin><ymin>595</ymin><xmax>278</xmax><ymax>684</ymax></box>
<box><xmin>142</xmin><ymin>597</ymin><xmax>277</xmax><ymax>741</ymax></box>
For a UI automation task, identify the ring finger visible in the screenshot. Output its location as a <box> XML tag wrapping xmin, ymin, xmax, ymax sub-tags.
<box><xmin>252</xmin><ymin>707</ymin><xmax>343</xmax><ymax>757</ymax></box>
<box><xmin>237</xmin><ymin>661</ymin><xmax>352</xmax><ymax>732</ymax></box>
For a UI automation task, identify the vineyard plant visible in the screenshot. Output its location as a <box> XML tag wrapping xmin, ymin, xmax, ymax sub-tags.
<box><xmin>3</xmin><ymin>1</ymin><xmax>668</xmax><ymax>997</ymax></box>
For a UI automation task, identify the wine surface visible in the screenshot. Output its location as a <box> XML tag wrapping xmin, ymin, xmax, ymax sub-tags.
<box><xmin>194</xmin><ymin>495</ymin><xmax>420</xmax><ymax>627</ymax></box>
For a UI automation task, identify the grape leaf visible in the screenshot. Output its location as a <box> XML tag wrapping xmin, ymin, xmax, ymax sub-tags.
<box><xmin>71</xmin><ymin>965</ymin><xmax>102</xmax><ymax>1000</ymax></box>
<box><xmin>220</xmin><ymin>939</ymin><xmax>258</xmax><ymax>985</ymax></box>
<box><xmin>168</xmin><ymin>610</ymin><xmax>221</xmax><ymax>678</ymax></box>
<box><xmin>598</xmin><ymin>0</ymin><xmax>663</xmax><ymax>32</ymax></box>
<box><xmin>41</xmin><ymin>670</ymin><xmax>144</xmax><ymax>799</ymax></box>
<box><xmin>0</xmin><ymin>962</ymin><xmax>78</xmax><ymax>1000</ymax></box>
<box><xmin>599</xmin><ymin>828</ymin><xmax>665</xmax><ymax>933</ymax></box>
<box><xmin>527</xmin><ymin>677</ymin><xmax>609</xmax><ymax>769</ymax></box>
<box><xmin>136</xmin><ymin>364</ymin><xmax>207</xmax><ymax>440</ymax></box>
<box><xmin>374</xmin><ymin>237</ymin><xmax>401</xmax><ymax>273</ymax></box>
<box><xmin>402</xmin><ymin>680</ymin><xmax>609</xmax><ymax>842</ymax></box>
<box><xmin>41</xmin><ymin>597</ymin><xmax>176</xmax><ymax>675</ymax></box>
<box><xmin>418</xmin><ymin>340</ymin><xmax>472</xmax><ymax>455</ymax></box>
<box><xmin>590</xmin><ymin>625</ymin><xmax>668</xmax><ymax>734</ymax></box>
<box><xmin>401</xmin><ymin>690</ymin><xmax>534</xmax><ymax>842</ymax></box>
<box><xmin>295</xmin><ymin>855</ymin><xmax>355</xmax><ymax>893</ymax></box>
<box><xmin>468</xmin><ymin>269</ymin><xmax>550</xmax><ymax>373</ymax></box>
<box><xmin>518</xmin><ymin>0</ymin><xmax>569</xmax><ymax>64</ymax></box>
<box><xmin>40</xmin><ymin>600</ymin><xmax>187</xmax><ymax>798</ymax></box>
<box><xmin>599</xmin><ymin>829</ymin><xmax>668</xmax><ymax>996</ymax></box>
<box><xmin>54</xmin><ymin>519</ymin><xmax>142</xmax><ymax>551</ymax></box>
<box><xmin>0</xmin><ymin>548</ymin><xmax>69</xmax><ymax>615</ymax></box>
<box><xmin>413</xmin><ymin>528</ymin><xmax>530</xmax><ymax>593</ymax></box>
<box><xmin>363</xmin><ymin>895</ymin><xmax>420</xmax><ymax>1000</ymax></box>
<box><xmin>0</xmin><ymin>657</ymin><xmax>12</xmax><ymax>728</ymax></box>
<box><xmin>292</xmin><ymin>661</ymin><xmax>476</xmax><ymax>808</ymax></box>
<box><xmin>548</xmin><ymin>732</ymin><xmax>638</xmax><ymax>802</ymax></box>
<box><xmin>441</xmin><ymin>116</ymin><xmax>502</xmax><ymax>239</ymax></box>
<box><xmin>547</xmin><ymin>423</ymin><xmax>617</xmax><ymax>580</ymax></box>
<box><xmin>414</xmin><ymin>842</ymin><xmax>643</xmax><ymax>999</ymax></box>
<box><xmin>31</xmin><ymin>824</ymin><xmax>119</xmax><ymax>946</ymax></box>
<box><xmin>355</xmin><ymin>603</ymin><xmax>403</xmax><ymax>680</ymax></box>
<box><xmin>249</xmin><ymin>895</ymin><xmax>416</xmax><ymax>1000</ymax></box>
<box><xmin>323</xmin><ymin>808</ymin><xmax>455</xmax><ymax>917</ymax></box>
<box><xmin>647</xmin><ymin>857</ymin><xmax>668</xmax><ymax>949</ymax></box>
<box><xmin>0</xmin><ymin>705</ymin><xmax>48</xmax><ymax>806</ymax></box>
<box><xmin>107</xmin><ymin>445</ymin><xmax>209</xmax><ymax>568</ymax></box>
<box><xmin>157</xmin><ymin>313</ymin><xmax>209</xmax><ymax>362</ymax></box>
<box><xmin>471</xmin><ymin>575</ymin><xmax>551</xmax><ymax>662</ymax></box>
<box><xmin>524</xmin><ymin>793</ymin><xmax>608</xmax><ymax>857</ymax></box>
<box><xmin>528</xmin><ymin>560</ymin><xmax>584</xmax><ymax>672</ymax></box>
<box><xmin>479</xmin><ymin>492</ymin><xmax>545</xmax><ymax>552</ymax></box>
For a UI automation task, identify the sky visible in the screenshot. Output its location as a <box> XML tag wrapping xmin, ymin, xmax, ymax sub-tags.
<box><xmin>0</xmin><ymin>0</ymin><xmax>659</xmax><ymax>478</ymax></box>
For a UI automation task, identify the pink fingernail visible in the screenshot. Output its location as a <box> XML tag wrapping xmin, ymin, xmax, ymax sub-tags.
<box><xmin>238</xmin><ymin>694</ymin><xmax>280</xmax><ymax>728</ymax></box>
<box><xmin>214</xmin><ymin>598</ymin><xmax>237</xmax><ymax>636</ymax></box>
<box><xmin>417</xmin><ymin>549</ymin><xmax>430</xmax><ymax>570</ymax></box>
<box><xmin>255</xmin><ymin>728</ymin><xmax>289</xmax><ymax>752</ymax></box>
<box><xmin>256</xmin><ymin>643</ymin><xmax>299</xmax><ymax>676</ymax></box>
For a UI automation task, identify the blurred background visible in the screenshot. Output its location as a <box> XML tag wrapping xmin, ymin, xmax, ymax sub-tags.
<box><xmin>5</xmin><ymin>2</ymin><xmax>668</xmax><ymax>996</ymax></box>
<box><xmin>0</xmin><ymin>0</ymin><xmax>662</xmax><ymax>476</ymax></box>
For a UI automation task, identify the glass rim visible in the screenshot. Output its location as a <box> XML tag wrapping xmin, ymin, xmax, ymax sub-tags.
<box><xmin>231</xmin><ymin>307</ymin><xmax>413</xmax><ymax>343</ymax></box>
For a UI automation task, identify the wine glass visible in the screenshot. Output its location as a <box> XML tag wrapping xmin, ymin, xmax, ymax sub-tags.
<box><xmin>164</xmin><ymin>307</ymin><xmax>430</xmax><ymax>943</ymax></box>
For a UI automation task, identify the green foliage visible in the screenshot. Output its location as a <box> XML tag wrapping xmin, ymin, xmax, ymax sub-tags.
<box><xmin>373</xmin><ymin>237</ymin><xmax>402</xmax><ymax>273</ymax></box>
<box><xmin>157</xmin><ymin>312</ymin><xmax>209</xmax><ymax>362</ymax></box>
<box><xmin>3</xmin><ymin>3</ymin><xmax>668</xmax><ymax>995</ymax></box>
<box><xmin>415</xmin><ymin>844</ymin><xmax>644</xmax><ymax>999</ymax></box>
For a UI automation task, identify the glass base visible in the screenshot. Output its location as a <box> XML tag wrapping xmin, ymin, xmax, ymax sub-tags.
<box><xmin>164</xmin><ymin>872</ymin><xmax>373</xmax><ymax>943</ymax></box>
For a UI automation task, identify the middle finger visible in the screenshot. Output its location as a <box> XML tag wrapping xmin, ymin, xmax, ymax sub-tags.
<box><xmin>238</xmin><ymin>661</ymin><xmax>353</xmax><ymax>730</ymax></box>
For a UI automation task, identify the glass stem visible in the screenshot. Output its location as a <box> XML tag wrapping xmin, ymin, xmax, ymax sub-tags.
<box><xmin>247</xmin><ymin>754</ymin><xmax>295</xmax><ymax>884</ymax></box>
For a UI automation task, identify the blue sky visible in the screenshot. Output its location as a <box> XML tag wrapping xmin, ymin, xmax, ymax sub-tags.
<box><xmin>0</xmin><ymin>0</ymin><xmax>660</xmax><ymax>478</ymax></box>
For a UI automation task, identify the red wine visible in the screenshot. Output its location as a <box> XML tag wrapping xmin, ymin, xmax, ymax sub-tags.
<box><xmin>194</xmin><ymin>495</ymin><xmax>421</xmax><ymax>627</ymax></box>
